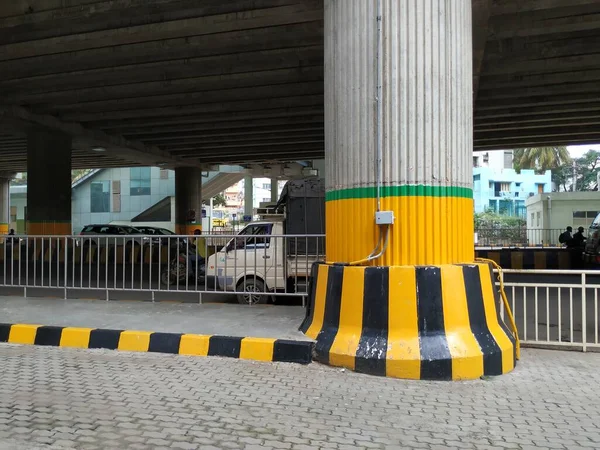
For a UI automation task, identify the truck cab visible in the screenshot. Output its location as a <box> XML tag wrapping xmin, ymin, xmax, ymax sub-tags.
<box><xmin>205</xmin><ymin>178</ymin><xmax>325</xmax><ymax>304</ymax></box>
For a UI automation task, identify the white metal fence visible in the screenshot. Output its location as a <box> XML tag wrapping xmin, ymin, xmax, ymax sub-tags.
<box><xmin>0</xmin><ymin>233</ymin><xmax>326</xmax><ymax>305</ymax></box>
<box><xmin>498</xmin><ymin>269</ymin><xmax>600</xmax><ymax>351</ymax></box>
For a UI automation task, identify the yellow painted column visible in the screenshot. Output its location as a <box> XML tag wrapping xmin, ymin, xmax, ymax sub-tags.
<box><xmin>26</xmin><ymin>129</ymin><xmax>72</xmax><ymax>235</ymax></box>
<box><xmin>0</xmin><ymin>175</ymin><xmax>9</xmax><ymax>236</ymax></box>
<box><xmin>174</xmin><ymin>167</ymin><xmax>203</xmax><ymax>235</ymax></box>
<box><xmin>300</xmin><ymin>0</ymin><xmax>517</xmax><ymax>380</ymax></box>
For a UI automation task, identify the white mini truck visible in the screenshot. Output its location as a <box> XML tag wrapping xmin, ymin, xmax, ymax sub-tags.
<box><xmin>205</xmin><ymin>178</ymin><xmax>325</xmax><ymax>305</ymax></box>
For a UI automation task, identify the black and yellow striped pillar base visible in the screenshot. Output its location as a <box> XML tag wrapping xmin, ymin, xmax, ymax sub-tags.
<box><xmin>300</xmin><ymin>262</ymin><xmax>517</xmax><ymax>380</ymax></box>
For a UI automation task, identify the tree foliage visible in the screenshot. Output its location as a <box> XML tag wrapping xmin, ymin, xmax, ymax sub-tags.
<box><xmin>211</xmin><ymin>193</ymin><xmax>228</xmax><ymax>207</ymax></box>
<box><xmin>475</xmin><ymin>210</ymin><xmax>527</xmax><ymax>246</ymax></box>
<box><xmin>551</xmin><ymin>149</ymin><xmax>600</xmax><ymax>192</ymax></box>
<box><xmin>513</xmin><ymin>146</ymin><xmax>571</xmax><ymax>173</ymax></box>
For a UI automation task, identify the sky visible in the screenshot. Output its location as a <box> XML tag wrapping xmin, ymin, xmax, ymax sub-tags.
<box><xmin>568</xmin><ymin>144</ymin><xmax>600</xmax><ymax>159</ymax></box>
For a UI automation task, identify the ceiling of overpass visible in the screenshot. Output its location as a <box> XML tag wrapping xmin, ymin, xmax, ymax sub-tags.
<box><xmin>0</xmin><ymin>0</ymin><xmax>599</xmax><ymax>171</ymax></box>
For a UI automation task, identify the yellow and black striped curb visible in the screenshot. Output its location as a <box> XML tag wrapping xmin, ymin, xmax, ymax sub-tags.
<box><xmin>300</xmin><ymin>262</ymin><xmax>517</xmax><ymax>381</ymax></box>
<box><xmin>0</xmin><ymin>324</ymin><xmax>313</xmax><ymax>365</ymax></box>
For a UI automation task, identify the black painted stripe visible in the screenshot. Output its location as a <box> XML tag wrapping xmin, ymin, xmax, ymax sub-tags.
<box><xmin>547</xmin><ymin>250</ymin><xmax>559</xmax><ymax>270</ymax></box>
<box><xmin>0</xmin><ymin>324</ymin><xmax>11</xmax><ymax>342</ymax></box>
<box><xmin>315</xmin><ymin>265</ymin><xmax>344</xmax><ymax>364</ymax></box>
<box><xmin>273</xmin><ymin>340</ymin><xmax>313</xmax><ymax>364</ymax></box>
<box><xmin>416</xmin><ymin>267</ymin><xmax>452</xmax><ymax>380</ymax></box>
<box><xmin>89</xmin><ymin>329</ymin><xmax>122</xmax><ymax>350</ymax></box>
<box><xmin>208</xmin><ymin>336</ymin><xmax>242</xmax><ymax>358</ymax></box>
<box><xmin>522</xmin><ymin>249</ymin><xmax>535</xmax><ymax>269</ymax></box>
<box><xmin>499</xmin><ymin>251</ymin><xmax>511</xmax><ymax>269</ymax></box>
<box><xmin>462</xmin><ymin>265</ymin><xmax>503</xmax><ymax>376</ymax></box>
<box><xmin>299</xmin><ymin>262</ymin><xmax>321</xmax><ymax>333</ymax></box>
<box><xmin>486</xmin><ymin>264</ymin><xmax>517</xmax><ymax>365</ymax></box>
<box><xmin>355</xmin><ymin>267</ymin><xmax>388</xmax><ymax>377</ymax></box>
<box><xmin>34</xmin><ymin>326</ymin><xmax>63</xmax><ymax>346</ymax></box>
<box><xmin>148</xmin><ymin>332</ymin><xmax>182</xmax><ymax>354</ymax></box>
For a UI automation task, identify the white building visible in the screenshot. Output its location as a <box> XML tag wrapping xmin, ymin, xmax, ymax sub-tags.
<box><xmin>526</xmin><ymin>192</ymin><xmax>600</xmax><ymax>245</ymax></box>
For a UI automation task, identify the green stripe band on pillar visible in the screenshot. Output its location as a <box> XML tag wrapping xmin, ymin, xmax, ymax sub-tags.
<box><xmin>325</xmin><ymin>185</ymin><xmax>473</xmax><ymax>202</ymax></box>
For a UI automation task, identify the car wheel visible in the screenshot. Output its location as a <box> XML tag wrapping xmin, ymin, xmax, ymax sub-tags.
<box><xmin>236</xmin><ymin>278</ymin><xmax>267</xmax><ymax>305</ymax></box>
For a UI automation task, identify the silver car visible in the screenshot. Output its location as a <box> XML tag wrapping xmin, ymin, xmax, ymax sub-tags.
<box><xmin>77</xmin><ymin>224</ymin><xmax>149</xmax><ymax>250</ymax></box>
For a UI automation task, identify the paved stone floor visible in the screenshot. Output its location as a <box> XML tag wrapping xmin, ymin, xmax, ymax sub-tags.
<box><xmin>0</xmin><ymin>345</ymin><xmax>598</xmax><ymax>450</ymax></box>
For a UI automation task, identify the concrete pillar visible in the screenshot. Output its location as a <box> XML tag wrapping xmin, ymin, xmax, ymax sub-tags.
<box><xmin>270</xmin><ymin>178</ymin><xmax>278</xmax><ymax>203</ymax></box>
<box><xmin>174</xmin><ymin>167</ymin><xmax>203</xmax><ymax>235</ymax></box>
<box><xmin>301</xmin><ymin>0</ymin><xmax>517</xmax><ymax>380</ymax></box>
<box><xmin>27</xmin><ymin>129</ymin><xmax>72</xmax><ymax>234</ymax></box>
<box><xmin>244</xmin><ymin>175</ymin><xmax>253</xmax><ymax>218</ymax></box>
<box><xmin>0</xmin><ymin>177</ymin><xmax>9</xmax><ymax>235</ymax></box>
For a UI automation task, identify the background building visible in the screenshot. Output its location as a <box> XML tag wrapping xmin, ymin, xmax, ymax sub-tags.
<box><xmin>473</xmin><ymin>150</ymin><xmax>552</xmax><ymax>217</ymax></box>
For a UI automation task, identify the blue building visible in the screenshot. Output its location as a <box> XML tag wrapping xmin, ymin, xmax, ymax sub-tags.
<box><xmin>473</xmin><ymin>166</ymin><xmax>552</xmax><ymax>217</ymax></box>
<box><xmin>473</xmin><ymin>150</ymin><xmax>553</xmax><ymax>217</ymax></box>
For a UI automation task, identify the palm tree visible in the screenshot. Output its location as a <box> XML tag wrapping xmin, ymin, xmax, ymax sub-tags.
<box><xmin>513</xmin><ymin>146</ymin><xmax>571</xmax><ymax>173</ymax></box>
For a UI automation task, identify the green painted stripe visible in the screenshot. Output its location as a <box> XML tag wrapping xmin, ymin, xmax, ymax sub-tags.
<box><xmin>326</xmin><ymin>185</ymin><xmax>473</xmax><ymax>202</ymax></box>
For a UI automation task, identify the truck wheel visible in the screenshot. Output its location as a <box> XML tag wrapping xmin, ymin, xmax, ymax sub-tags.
<box><xmin>236</xmin><ymin>278</ymin><xmax>267</xmax><ymax>305</ymax></box>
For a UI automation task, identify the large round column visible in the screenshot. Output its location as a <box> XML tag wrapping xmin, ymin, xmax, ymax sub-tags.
<box><xmin>301</xmin><ymin>0</ymin><xmax>517</xmax><ymax>380</ymax></box>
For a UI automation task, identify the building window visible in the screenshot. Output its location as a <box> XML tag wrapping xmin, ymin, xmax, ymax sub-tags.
<box><xmin>503</xmin><ymin>151</ymin><xmax>513</xmax><ymax>169</ymax></box>
<box><xmin>537</xmin><ymin>184</ymin><xmax>544</xmax><ymax>194</ymax></box>
<box><xmin>536</xmin><ymin>211</ymin><xmax>541</xmax><ymax>227</ymax></box>
<box><xmin>262</xmin><ymin>183</ymin><xmax>270</xmax><ymax>190</ymax></box>
<box><xmin>473</xmin><ymin>174</ymin><xmax>480</xmax><ymax>181</ymax></box>
<box><xmin>473</xmin><ymin>156</ymin><xmax>479</xmax><ymax>168</ymax></box>
<box><xmin>531</xmin><ymin>213</ymin><xmax>535</xmax><ymax>226</ymax></box>
<box><xmin>130</xmin><ymin>167</ymin><xmax>151</xmax><ymax>196</ymax></box>
<box><xmin>160</xmin><ymin>169</ymin><xmax>169</xmax><ymax>180</ymax></box>
<box><xmin>90</xmin><ymin>181</ymin><xmax>110</xmax><ymax>213</ymax></box>
<box><xmin>572</xmin><ymin>211</ymin><xmax>599</xmax><ymax>229</ymax></box>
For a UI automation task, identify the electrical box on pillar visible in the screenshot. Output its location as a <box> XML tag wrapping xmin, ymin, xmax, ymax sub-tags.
<box><xmin>300</xmin><ymin>0</ymin><xmax>519</xmax><ymax>381</ymax></box>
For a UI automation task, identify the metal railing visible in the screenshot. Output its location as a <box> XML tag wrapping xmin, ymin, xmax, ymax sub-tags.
<box><xmin>476</xmin><ymin>228</ymin><xmax>564</xmax><ymax>247</ymax></box>
<box><xmin>498</xmin><ymin>269</ymin><xmax>600</xmax><ymax>351</ymax></box>
<box><xmin>0</xmin><ymin>233</ymin><xmax>326</xmax><ymax>305</ymax></box>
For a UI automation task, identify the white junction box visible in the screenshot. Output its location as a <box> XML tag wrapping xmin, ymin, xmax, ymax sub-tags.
<box><xmin>375</xmin><ymin>211</ymin><xmax>395</xmax><ymax>225</ymax></box>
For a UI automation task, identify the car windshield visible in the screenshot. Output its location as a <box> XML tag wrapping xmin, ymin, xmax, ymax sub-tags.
<box><xmin>156</xmin><ymin>228</ymin><xmax>175</xmax><ymax>235</ymax></box>
<box><xmin>590</xmin><ymin>213</ymin><xmax>600</xmax><ymax>229</ymax></box>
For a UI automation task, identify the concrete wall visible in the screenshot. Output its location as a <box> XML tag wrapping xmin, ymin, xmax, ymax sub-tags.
<box><xmin>527</xmin><ymin>192</ymin><xmax>600</xmax><ymax>233</ymax></box>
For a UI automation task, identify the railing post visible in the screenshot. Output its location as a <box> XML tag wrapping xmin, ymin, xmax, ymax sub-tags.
<box><xmin>582</xmin><ymin>272</ymin><xmax>587</xmax><ymax>352</ymax></box>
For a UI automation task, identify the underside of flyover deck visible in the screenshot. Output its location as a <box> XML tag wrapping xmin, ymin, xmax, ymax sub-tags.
<box><xmin>0</xmin><ymin>0</ymin><xmax>599</xmax><ymax>172</ymax></box>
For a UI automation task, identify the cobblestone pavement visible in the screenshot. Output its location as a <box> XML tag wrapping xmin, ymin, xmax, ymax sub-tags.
<box><xmin>0</xmin><ymin>345</ymin><xmax>598</xmax><ymax>450</ymax></box>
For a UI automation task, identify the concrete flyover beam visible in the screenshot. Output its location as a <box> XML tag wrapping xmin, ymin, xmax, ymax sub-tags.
<box><xmin>0</xmin><ymin>45</ymin><xmax>323</xmax><ymax>95</ymax></box>
<box><xmin>32</xmin><ymin>81</ymin><xmax>324</xmax><ymax>117</ymax></box>
<box><xmin>0</xmin><ymin>105</ymin><xmax>196</xmax><ymax>169</ymax></box>
<box><xmin>0</xmin><ymin>1</ymin><xmax>323</xmax><ymax>61</ymax></box>
<box><xmin>0</xmin><ymin>22</ymin><xmax>323</xmax><ymax>83</ymax></box>
<box><xmin>61</xmin><ymin>95</ymin><xmax>325</xmax><ymax>123</ymax></box>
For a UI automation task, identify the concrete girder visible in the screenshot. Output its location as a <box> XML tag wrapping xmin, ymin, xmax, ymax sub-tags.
<box><xmin>0</xmin><ymin>45</ymin><xmax>323</xmax><ymax>95</ymax></box>
<box><xmin>61</xmin><ymin>95</ymin><xmax>325</xmax><ymax>123</ymax></box>
<box><xmin>119</xmin><ymin>117</ymin><xmax>324</xmax><ymax>138</ymax></box>
<box><xmin>140</xmin><ymin>127</ymin><xmax>324</xmax><ymax>141</ymax></box>
<box><xmin>0</xmin><ymin>22</ymin><xmax>323</xmax><ymax>82</ymax></box>
<box><xmin>472</xmin><ymin>0</ymin><xmax>492</xmax><ymax>100</ymax></box>
<box><xmin>0</xmin><ymin>105</ymin><xmax>197</xmax><ymax>169</ymax></box>
<box><xmin>0</xmin><ymin>2</ymin><xmax>322</xmax><ymax>61</ymax></box>
<box><xmin>491</xmin><ymin>0</ymin><xmax>600</xmax><ymax>15</ymax></box>
<box><xmin>144</xmin><ymin>131</ymin><xmax>325</xmax><ymax>146</ymax></box>
<box><xmin>32</xmin><ymin>81</ymin><xmax>325</xmax><ymax>116</ymax></box>
<box><xmin>0</xmin><ymin>0</ymin><xmax>307</xmax><ymax>41</ymax></box>
<box><xmin>475</xmin><ymin>113</ymin><xmax>600</xmax><ymax>129</ymax></box>
<box><xmin>4</xmin><ymin>66</ymin><xmax>323</xmax><ymax>105</ymax></box>
<box><xmin>94</xmin><ymin>108</ymin><xmax>324</xmax><ymax>131</ymax></box>
<box><xmin>489</xmin><ymin>2</ymin><xmax>600</xmax><ymax>39</ymax></box>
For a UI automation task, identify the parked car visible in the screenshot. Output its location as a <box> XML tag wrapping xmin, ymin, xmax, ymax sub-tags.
<box><xmin>77</xmin><ymin>224</ymin><xmax>149</xmax><ymax>250</ymax></box>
